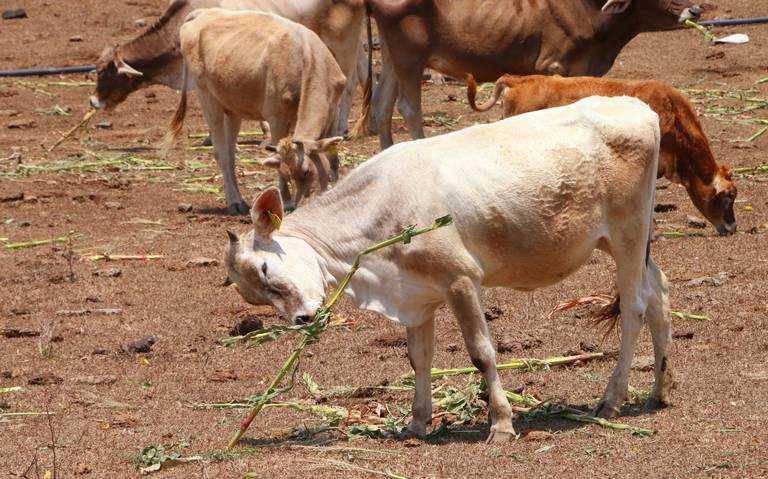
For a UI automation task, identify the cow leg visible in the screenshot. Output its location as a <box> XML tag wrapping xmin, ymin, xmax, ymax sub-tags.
<box><xmin>336</xmin><ymin>73</ymin><xmax>357</xmax><ymax>136</ymax></box>
<box><xmin>594</xmin><ymin>246</ymin><xmax>648</xmax><ymax>418</ymax></box>
<box><xmin>374</xmin><ymin>49</ymin><xmax>399</xmax><ymax>149</ymax></box>
<box><xmin>396</xmin><ymin>68</ymin><xmax>426</xmax><ymax>141</ymax></box>
<box><xmin>260</xmin><ymin>121</ymin><xmax>272</xmax><ymax>146</ymax></box>
<box><xmin>447</xmin><ymin>277</ymin><xmax>515</xmax><ymax>443</ymax></box>
<box><xmin>403</xmin><ymin>315</ymin><xmax>435</xmax><ymax>438</ymax></box>
<box><xmin>198</xmin><ymin>95</ymin><xmax>247</xmax><ymax>215</ymax></box>
<box><xmin>643</xmin><ymin>257</ymin><xmax>674</xmax><ymax>411</ymax></box>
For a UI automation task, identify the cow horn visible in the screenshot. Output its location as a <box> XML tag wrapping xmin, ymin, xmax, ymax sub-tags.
<box><xmin>264</xmin><ymin>144</ymin><xmax>278</xmax><ymax>153</ymax></box>
<box><xmin>115</xmin><ymin>58</ymin><xmax>144</xmax><ymax>78</ymax></box>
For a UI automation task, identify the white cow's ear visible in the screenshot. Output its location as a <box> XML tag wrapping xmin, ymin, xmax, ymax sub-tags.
<box><xmin>602</xmin><ymin>0</ymin><xmax>632</xmax><ymax>14</ymax></box>
<box><xmin>251</xmin><ymin>187</ymin><xmax>284</xmax><ymax>239</ymax></box>
<box><xmin>262</xmin><ymin>156</ymin><xmax>282</xmax><ymax>169</ymax></box>
<box><xmin>114</xmin><ymin>56</ymin><xmax>144</xmax><ymax>78</ymax></box>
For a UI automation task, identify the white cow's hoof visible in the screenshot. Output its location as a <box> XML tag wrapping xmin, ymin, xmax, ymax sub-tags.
<box><xmin>642</xmin><ymin>397</ymin><xmax>669</xmax><ymax>413</ymax></box>
<box><xmin>486</xmin><ymin>427</ymin><xmax>516</xmax><ymax>444</ymax></box>
<box><xmin>592</xmin><ymin>401</ymin><xmax>621</xmax><ymax>419</ymax></box>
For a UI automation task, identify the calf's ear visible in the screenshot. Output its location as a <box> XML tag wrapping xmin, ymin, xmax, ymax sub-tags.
<box><xmin>601</xmin><ymin>0</ymin><xmax>632</xmax><ymax>14</ymax></box>
<box><xmin>251</xmin><ymin>187</ymin><xmax>284</xmax><ymax>239</ymax></box>
<box><xmin>262</xmin><ymin>156</ymin><xmax>282</xmax><ymax>169</ymax></box>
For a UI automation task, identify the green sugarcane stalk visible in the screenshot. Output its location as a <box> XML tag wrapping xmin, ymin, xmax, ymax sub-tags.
<box><xmin>405</xmin><ymin>352</ymin><xmax>606</xmax><ymax>379</ymax></box>
<box><xmin>4</xmin><ymin>234</ymin><xmax>83</xmax><ymax>249</ymax></box>
<box><xmin>556</xmin><ymin>411</ymin><xmax>655</xmax><ymax>436</ymax></box>
<box><xmin>188</xmin><ymin>130</ymin><xmax>264</xmax><ymax>139</ymax></box>
<box><xmin>671</xmin><ymin>311</ymin><xmax>711</xmax><ymax>321</ymax></box>
<box><xmin>226</xmin><ymin>215</ymin><xmax>453</xmax><ymax>449</ymax></box>
<box><xmin>684</xmin><ymin>20</ymin><xmax>716</xmax><ymax>43</ymax></box>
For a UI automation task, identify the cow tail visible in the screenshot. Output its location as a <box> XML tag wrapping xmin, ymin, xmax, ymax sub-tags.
<box><xmin>349</xmin><ymin>2</ymin><xmax>373</xmax><ymax>139</ymax></box>
<box><xmin>162</xmin><ymin>61</ymin><xmax>189</xmax><ymax>158</ymax></box>
<box><xmin>592</xmin><ymin>290</ymin><xmax>621</xmax><ymax>343</ymax></box>
<box><xmin>466</xmin><ymin>74</ymin><xmax>505</xmax><ymax>112</ymax></box>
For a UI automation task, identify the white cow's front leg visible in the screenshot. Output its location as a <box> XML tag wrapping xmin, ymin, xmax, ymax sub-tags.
<box><xmin>404</xmin><ymin>316</ymin><xmax>435</xmax><ymax>438</ymax></box>
<box><xmin>198</xmin><ymin>94</ymin><xmax>247</xmax><ymax>215</ymax></box>
<box><xmin>447</xmin><ymin>277</ymin><xmax>515</xmax><ymax>443</ymax></box>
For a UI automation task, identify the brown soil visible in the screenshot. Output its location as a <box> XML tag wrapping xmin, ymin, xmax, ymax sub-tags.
<box><xmin>2</xmin><ymin>1</ymin><xmax>767</xmax><ymax>478</ymax></box>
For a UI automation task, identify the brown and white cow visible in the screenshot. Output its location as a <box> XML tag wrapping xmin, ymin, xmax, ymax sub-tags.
<box><xmin>90</xmin><ymin>0</ymin><xmax>364</xmax><ymax>135</ymax></box>
<box><xmin>362</xmin><ymin>0</ymin><xmax>702</xmax><ymax>148</ymax></box>
<box><xmin>466</xmin><ymin>74</ymin><xmax>737</xmax><ymax>235</ymax></box>
<box><xmin>225</xmin><ymin>96</ymin><xmax>672</xmax><ymax>443</ymax></box>
<box><xmin>163</xmin><ymin>9</ymin><xmax>346</xmax><ymax>214</ymax></box>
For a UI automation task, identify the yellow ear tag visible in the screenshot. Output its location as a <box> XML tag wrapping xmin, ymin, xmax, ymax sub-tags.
<box><xmin>267</xmin><ymin>211</ymin><xmax>282</xmax><ymax>230</ymax></box>
<box><xmin>326</xmin><ymin>144</ymin><xmax>338</xmax><ymax>155</ymax></box>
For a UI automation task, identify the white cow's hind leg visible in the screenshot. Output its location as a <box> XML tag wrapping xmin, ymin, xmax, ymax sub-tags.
<box><xmin>447</xmin><ymin>277</ymin><xmax>515</xmax><ymax>443</ymax></box>
<box><xmin>198</xmin><ymin>95</ymin><xmax>247</xmax><ymax>215</ymax></box>
<box><xmin>374</xmin><ymin>57</ymin><xmax>398</xmax><ymax>149</ymax></box>
<box><xmin>594</xmin><ymin>243</ymin><xmax>649</xmax><ymax>418</ymax></box>
<box><xmin>404</xmin><ymin>315</ymin><xmax>435</xmax><ymax>438</ymax></box>
<box><xmin>643</xmin><ymin>258</ymin><xmax>674</xmax><ymax>410</ymax></box>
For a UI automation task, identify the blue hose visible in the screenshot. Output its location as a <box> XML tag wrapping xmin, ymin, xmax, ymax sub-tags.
<box><xmin>699</xmin><ymin>17</ymin><xmax>768</xmax><ymax>27</ymax></box>
<box><xmin>0</xmin><ymin>65</ymin><xmax>96</xmax><ymax>78</ymax></box>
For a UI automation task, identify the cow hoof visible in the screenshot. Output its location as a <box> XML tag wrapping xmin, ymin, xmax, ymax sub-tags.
<box><xmin>227</xmin><ymin>202</ymin><xmax>250</xmax><ymax>215</ymax></box>
<box><xmin>398</xmin><ymin>426</ymin><xmax>426</xmax><ymax>440</ymax></box>
<box><xmin>592</xmin><ymin>401</ymin><xmax>621</xmax><ymax>419</ymax></box>
<box><xmin>486</xmin><ymin>428</ymin><xmax>515</xmax><ymax>444</ymax></box>
<box><xmin>642</xmin><ymin>397</ymin><xmax>669</xmax><ymax>413</ymax></box>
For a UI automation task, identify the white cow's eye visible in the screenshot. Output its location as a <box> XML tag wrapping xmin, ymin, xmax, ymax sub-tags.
<box><xmin>261</xmin><ymin>262</ymin><xmax>268</xmax><ymax>278</ymax></box>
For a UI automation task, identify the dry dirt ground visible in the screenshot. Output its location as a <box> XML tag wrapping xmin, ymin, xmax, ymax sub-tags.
<box><xmin>2</xmin><ymin>1</ymin><xmax>768</xmax><ymax>478</ymax></box>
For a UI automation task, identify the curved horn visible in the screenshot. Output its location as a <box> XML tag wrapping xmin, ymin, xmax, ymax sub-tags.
<box><xmin>115</xmin><ymin>57</ymin><xmax>144</xmax><ymax>78</ymax></box>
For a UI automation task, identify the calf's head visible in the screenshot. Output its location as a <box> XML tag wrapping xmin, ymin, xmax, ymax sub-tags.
<box><xmin>90</xmin><ymin>46</ymin><xmax>144</xmax><ymax>111</ymax></box>
<box><xmin>601</xmin><ymin>0</ymin><xmax>703</xmax><ymax>29</ymax></box>
<box><xmin>263</xmin><ymin>136</ymin><xmax>343</xmax><ymax>210</ymax></box>
<box><xmin>224</xmin><ymin>187</ymin><xmax>326</xmax><ymax>324</ymax></box>
<box><xmin>692</xmin><ymin>166</ymin><xmax>737</xmax><ymax>236</ymax></box>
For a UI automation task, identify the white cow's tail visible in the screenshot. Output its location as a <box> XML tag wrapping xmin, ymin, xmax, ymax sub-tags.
<box><xmin>161</xmin><ymin>61</ymin><xmax>189</xmax><ymax>158</ymax></box>
<box><xmin>466</xmin><ymin>74</ymin><xmax>506</xmax><ymax>112</ymax></box>
<box><xmin>349</xmin><ymin>2</ymin><xmax>373</xmax><ymax>138</ymax></box>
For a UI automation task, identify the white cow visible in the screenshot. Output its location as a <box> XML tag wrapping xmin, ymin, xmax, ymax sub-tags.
<box><xmin>163</xmin><ymin>9</ymin><xmax>347</xmax><ymax>213</ymax></box>
<box><xmin>225</xmin><ymin>96</ymin><xmax>672</xmax><ymax>443</ymax></box>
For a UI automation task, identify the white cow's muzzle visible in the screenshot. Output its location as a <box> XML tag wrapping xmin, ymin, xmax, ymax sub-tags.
<box><xmin>89</xmin><ymin>95</ymin><xmax>106</xmax><ymax>109</ymax></box>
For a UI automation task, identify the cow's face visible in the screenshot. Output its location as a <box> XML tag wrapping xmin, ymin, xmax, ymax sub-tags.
<box><xmin>225</xmin><ymin>188</ymin><xmax>326</xmax><ymax>325</ymax></box>
<box><xmin>262</xmin><ymin>136</ymin><xmax>344</xmax><ymax>211</ymax></box>
<box><xmin>700</xmin><ymin>166</ymin><xmax>737</xmax><ymax>236</ymax></box>
<box><xmin>602</xmin><ymin>0</ymin><xmax>703</xmax><ymax>29</ymax></box>
<box><xmin>90</xmin><ymin>46</ymin><xmax>144</xmax><ymax>111</ymax></box>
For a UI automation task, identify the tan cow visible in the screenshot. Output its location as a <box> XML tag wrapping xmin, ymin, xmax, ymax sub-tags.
<box><xmin>163</xmin><ymin>9</ymin><xmax>346</xmax><ymax>213</ymax></box>
<box><xmin>90</xmin><ymin>0</ymin><xmax>364</xmax><ymax>135</ymax></box>
<box><xmin>225</xmin><ymin>96</ymin><xmax>672</xmax><ymax>443</ymax></box>
<box><xmin>363</xmin><ymin>0</ymin><xmax>702</xmax><ymax>148</ymax></box>
<box><xmin>466</xmin><ymin>74</ymin><xmax>737</xmax><ymax>235</ymax></box>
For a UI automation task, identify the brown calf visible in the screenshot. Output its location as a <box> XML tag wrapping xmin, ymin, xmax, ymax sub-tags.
<box><xmin>466</xmin><ymin>74</ymin><xmax>737</xmax><ymax>235</ymax></box>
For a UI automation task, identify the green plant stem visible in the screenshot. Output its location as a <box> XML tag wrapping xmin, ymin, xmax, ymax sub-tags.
<box><xmin>4</xmin><ymin>234</ymin><xmax>83</xmax><ymax>249</ymax></box>
<box><xmin>226</xmin><ymin>215</ymin><xmax>453</xmax><ymax>449</ymax></box>
<box><xmin>415</xmin><ymin>352</ymin><xmax>605</xmax><ymax>379</ymax></box>
<box><xmin>671</xmin><ymin>311</ymin><xmax>711</xmax><ymax>321</ymax></box>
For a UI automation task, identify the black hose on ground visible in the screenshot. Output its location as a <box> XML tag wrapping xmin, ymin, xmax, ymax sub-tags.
<box><xmin>0</xmin><ymin>65</ymin><xmax>95</xmax><ymax>78</ymax></box>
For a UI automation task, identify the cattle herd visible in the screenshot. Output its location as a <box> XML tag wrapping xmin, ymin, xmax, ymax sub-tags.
<box><xmin>86</xmin><ymin>0</ymin><xmax>737</xmax><ymax>443</ymax></box>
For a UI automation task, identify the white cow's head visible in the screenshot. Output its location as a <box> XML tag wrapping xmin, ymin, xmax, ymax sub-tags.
<box><xmin>224</xmin><ymin>187</ymin><xmax>326</xmax><ymax>324</ymax></box>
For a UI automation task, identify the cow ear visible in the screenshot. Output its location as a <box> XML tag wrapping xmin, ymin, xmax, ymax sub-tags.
<box><xmin>251</xmin><ymin>187</ymin><xmax>284</xmax><ymax>239</ymax></box>
<box><xmin>316</xmin><ymin>136</ymin><xmax>344</xmax><ymax>153</ymax></box>
<box><xmin>262</xmin><ymin>156</ymin><xmax>282</xmax><ymax>169</ymax></box>
<box><xmin>114</xmin><ymin>55</ymin><xmax>144</xmax><ymax>78</ymax></box>
<box><xmin>601</xmin><ymin>0</ymin><xmax>632</xmax><ymax>14</ymax></box>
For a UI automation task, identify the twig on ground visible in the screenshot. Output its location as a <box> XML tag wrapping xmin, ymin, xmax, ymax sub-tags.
<box><xmin>48</xmin><ymin>109</ymin><xmax>96</xmax><ymax>152</ymax></box>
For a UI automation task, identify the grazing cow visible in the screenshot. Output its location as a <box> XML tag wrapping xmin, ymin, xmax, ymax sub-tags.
<box><xmin>466</xmin><ymin>74</ymin><xmax>737</xmax><ymax>235</ymax></box>
<box><xmin>163</xmin><ymin>9</ymin><xmax>346</xmax><ymax>213</ymax></box>
<box><xmin>363</xmin><ymin>0</ymin><xmax>703</xmax><ymax>148</ymax></box>
<box><xmin>225</xmin><ymin>96</ymin><xmax>673</xmax><ymax>443</ymax></box>
<box><xmin>90</xmin><ymin>0</ymin><xmax>364</xmax><ymax>134</ymax></box>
